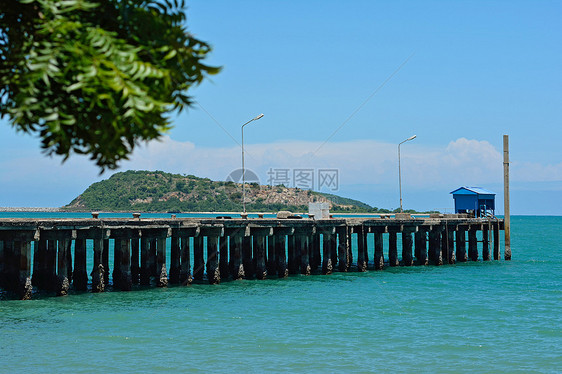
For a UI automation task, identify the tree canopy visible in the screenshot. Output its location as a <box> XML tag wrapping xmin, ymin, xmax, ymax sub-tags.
<box><xmin>0</xmin><ymin>0</ymin><xmax>219</xmax><ymax>170</ymax></box>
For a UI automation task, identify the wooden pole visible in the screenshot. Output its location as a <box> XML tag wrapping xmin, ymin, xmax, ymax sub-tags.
<box><xmin>322</xmin><ymin>233</ymin><xmax>333</xmax><ymax>275</ymax></box>
<box><xmin>503</xmin><ymin>134</ymin><xmax>512</xmax><ymax>260</ymax></box>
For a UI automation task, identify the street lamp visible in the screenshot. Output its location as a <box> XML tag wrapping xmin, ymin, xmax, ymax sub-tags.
<box><xmin>241</xmin><ymin>113</ymin><xmax>264</xmax><ymax>214</ymax></box>
<box><xmin>398</xmin><ymin>134</ymin><xmax>416</xmax><ymax>213</ymax></box>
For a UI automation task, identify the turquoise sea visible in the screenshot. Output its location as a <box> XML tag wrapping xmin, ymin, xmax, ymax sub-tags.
<box><xmin>0</xmin><ymin>214</ymin><xmax>560</xmax><ymax>373</ymax></box>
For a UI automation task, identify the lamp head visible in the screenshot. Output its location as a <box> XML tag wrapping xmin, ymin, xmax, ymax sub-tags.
<box><xmin>254</xmin><ymin>114</ymin><xmax>264</xmax><ymax>120</ymax></box>
<box><xmin>407</xmin><ymin>135</ymin><xmax>417</xmax><ymax>141</ymax></box>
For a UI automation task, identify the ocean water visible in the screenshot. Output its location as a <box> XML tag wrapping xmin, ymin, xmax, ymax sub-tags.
<box><xmin>0</xmin><ymin>215</ymin><xmax>560</xmax><ymax>373</ymax></box>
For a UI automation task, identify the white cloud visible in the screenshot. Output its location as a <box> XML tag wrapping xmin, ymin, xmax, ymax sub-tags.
<box><xmin>122</xmin><ymin>136</ymin><xmax>511</xmax><ymax>190</ymax></box>
<box><xmin>1</xmin><ymin>135</ymin><xmax>560</xmax><ymax>208</ymax></box>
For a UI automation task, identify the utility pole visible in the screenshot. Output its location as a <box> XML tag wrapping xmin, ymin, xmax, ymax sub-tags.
<box><xmin>503</xmin><ymin>135</ymin><xmax>511</xmax><ymax>260</ymax></box>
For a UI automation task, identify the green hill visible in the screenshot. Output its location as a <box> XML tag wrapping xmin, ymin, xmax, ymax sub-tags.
<box><xmin>64</xmin><ymin>170</ymin><xmax>391</xmax><ymax>213</ymax></box>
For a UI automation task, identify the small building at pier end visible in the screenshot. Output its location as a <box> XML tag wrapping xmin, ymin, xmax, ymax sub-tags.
<box><xmin>450</xmin><ymin>187</ymin><xmax>496</xmax><ymax>217</ymax></box>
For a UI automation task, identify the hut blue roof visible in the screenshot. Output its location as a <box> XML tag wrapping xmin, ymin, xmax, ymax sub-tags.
<box><xmin>450</xmin><ymin>187</ymin><xmax>496</xmax><ymax>195</ymax></box>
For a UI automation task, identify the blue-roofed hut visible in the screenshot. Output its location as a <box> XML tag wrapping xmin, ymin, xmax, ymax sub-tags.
<box><xmin>450</xmin><ymin>187</ymin><xmax>496</xmax><ymax>217</ymax></box>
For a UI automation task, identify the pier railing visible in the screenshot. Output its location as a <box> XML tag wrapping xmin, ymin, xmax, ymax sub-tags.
<box><xmin>0</xmin><ymin>215</ymin><xmax>505</xmax><ymax>299</ymax></box>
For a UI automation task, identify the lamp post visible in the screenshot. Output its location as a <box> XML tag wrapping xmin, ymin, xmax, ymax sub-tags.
<box><xmin>398</xmin><ymin>134</ymin><xmax>416</xmax><ymax>213</ymax></box>
<box><xmin>241</xmin><ymin>113</ymin><xmax>264</xmax><ymax>213</ymax></box>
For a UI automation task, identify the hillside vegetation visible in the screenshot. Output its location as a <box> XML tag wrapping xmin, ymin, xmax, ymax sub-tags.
<box><xmin>64</xmin><ymin>170</ymin><xmax>400</xmax><ymax>213</ymax></box>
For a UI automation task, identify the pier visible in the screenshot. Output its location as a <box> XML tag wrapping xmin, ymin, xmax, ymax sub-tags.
<box><xmin>0</xmin><ymin>214</ymin><xmax>505</xmax><ymax>299</ymax></box>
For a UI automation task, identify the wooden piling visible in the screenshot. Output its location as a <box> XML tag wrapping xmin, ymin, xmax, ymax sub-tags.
<box><xmin>402</xmin><ymin>230</ymin><xmax>414</xmax><ymax>266</ymax></box>
<box><xmin>468</xmin><ymin>227</ymin><xmax>478</xmax><ymax>261</ymax></box>
<box><xmin>57</xmin><ymin>239</ymin><xmax>70</xmax><ymax>296</ymax></box>
<box><xmin>231</xmin><ymin>234</ymin><xmax>244</xmax><ymax>280</ymax></box>
<box><xmin>493</xmin><ymin>221</ymin><xmax>500</xmax><ymax>260</ymax></box>
<box><xmin>300</xmin><ymin>234</ymin><xmax>311</xmax><ymax>276</ymax></box>
<box><xmin>415</xmin><ymin>230</ymin><xmax>427</xmax><ymax>265</ymax></box>
<box><xmin>311</xmin><ymin>233</ymin><xmax>321</xmax><ymax>272</ymax></box>
<box><xmin>140</xmin><ymin>237</ymin><xmax>151</xmax><ymax>286</ymax></box>
<box><xmin>169</xmin><ymin>235</ymin><xmax>181</xmax><ymax>284</ymax></box>
<box><xmin>131</xmin><ymin>238</ymin><xmax>140</xmax><ymax>285</ymax></box>
<box><xmin>73</xmin><ymin>238</ymin><xmax>88</xmax><ymax>291</ymax></box>
<box><xmin>456</xmin><ymin>228</ymin><xmax>467</xmax><ymax>262</ymax></box>
<box><xmin>148</xmin><ymin>238</ymin><xmax>157</xmax><ymax>280</ymax></box>
<box><xmin>156</xmin><ymin>237</ymin><xmax>168</xmax><ymax>287</ymax></box>
<box><xmin>288</xmin><ymin>235</ymin><xmax>299</xmax><ymax>275</ymax></box>
<box><xmin>447</xmin><ymin>229</ymin><xmax>456</xmax><ymax>264</ymax></box>
<box><xmin>322</xmin><ymin>233</ymin><xmax>334</xmax><ymax>275</ymax></box>
<box><xmin>92</xmin><ymin>238</ymin><xmax>105</xmax><ymax>292</ymax></box>
<box><xmin>337</xmin><ymin>227</ymin><xmax>350</xmax><ymax>272</ymax></box>
<box><xmin>429</xmin><ymin>228</ymin><xmax>442</xmax><ymax>266</ymax></box>
<box><xmin>180</xmin><ymin>237</ymin><xmax>193</xmax><ymax>285</ymax></box>
<box><xmin>113</xmin><ymin>238</ymin><xmax>123</xmax><ymax>289</ymax></box>
<box><xmin>388</xmin><ymin>231</ymin><xmax>399</xmax><ymax>267</ymax></box>
<box><xmin>207</xmin><ymin>235</ymin><xmax>220</xmax><ymax>284</ymax></box>
<box><xmin>356</xmin><ymin>227</ymin><xmax>367</xmax><ymax>272</ymax></box>
<box><xmin>32</xmin><ymin>239</ymin><xmax>48</xmax><ymax>289</ymax></box>
<box><xmin>242</xmin><ymin>236</ymin><xmax>254</xmax><ymax>279</ymax></box>
<box><xmin>482</xmin><ymin>225</ymin><xmax>491</xmax><ymax>261</ymax></box>
<box><xmin>374</xmin><ymin>231</ymin><xmax>384</xmax><ymax>270</ymax></box>
<box><xmin>193</xmin><ymin>235</ymin><xmax>205</xmax><ymax>281</ymax></box>
<box><xmin>219</xmin><ymin>236</ymin><xmax>229</xmax><ymax>281</ymax></box>
<box><xmin>12</xmin><ymin>240</ymin><xmax>33</xmax><ymax>299</ymax></box>
<box><xmin>102</xmin><ymin>239</ymin><xmax>110</xmax><ymax>286</ymax></box>
<box><xmin>121</xmin><ymin>238</ymin><xmax>133</xmax><ymax>290</ymax></box>
<box><xmin>276</xmin><ymin>234</ymin><xmax>288</xmax><ymax>278</ymax></box>
<box><xmin>254</xmin><ymin>235</ymin><xmax>267</xmax><ymax>279</ymax></box>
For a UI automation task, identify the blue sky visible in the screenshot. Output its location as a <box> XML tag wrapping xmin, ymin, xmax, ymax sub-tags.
<box><xmin>1</xmin><ymin>0</ymin><xmax>561</xmax><ymax>214</ymax></box>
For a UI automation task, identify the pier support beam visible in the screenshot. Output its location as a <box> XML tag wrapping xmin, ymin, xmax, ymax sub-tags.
<box><xmin>207</xmin><ymin>235</ymin><xmax>220</xmax><ymax>284</ymax></box>
<box><xmin>219</xmin><ymin>236</ymin><xmax>229</xmax><ymax>281</ymax></box>
<box><xmin>288</xmin><ymin>235</ymin><xmax>299</xmax><ymax>275</ymax></box>
<box><xmin>482</xmin><ymin>225</ymin><xmax>491</xmax><ymax>261</ymax></box>
<box><xmin>92</xmin><ymin>238</ymin><xmax>105</xmax><ymax>292</ymax></box>
<box><xmin>254</xmin><ymin>235</ymin><xmax>267</xmax><ymax>280</ymax></box>
<box><xmin>337</xmin><ymin>227</ymin><xmax>350</xmax><ymax>272</ymax></box>
<box><xmin>276</xmin><ymin>234</ymin><xmax>288</xmax><ymax>278</ymax></box>
<box><xmin>322</xmin><ymin>233</ymin><xmax>334</xmax><ymax>275</ymax></box>
<box><xmin>57</xmin><ymin>239</ymin><xmax>71</xmax><ymax>296</ymax></box>
<box><xmin>114</xmin><ymin>238</ymin><xmax>132</xmax><ymax>291</ymax></box>
<box><xmin>113</xmin><ymin>239</ymin><xmax>123</xmax><ymax>289</ymax></box>
<box><xmin>193</xmin><ymin>235</ymin><xmax>205</xmax><ymax>281</ymax></box>
<box><xmin>374</xmin><ymin>231</ymin><xmax>384</xmax><ymax>270</ymax></box>
<box><xmin>311</xmin><ymin>233</ymin><xmax>321</xmax><ymax>272</ymax></box>
<box><xmin>429</xmin><ymin>228</ymin><xmax>442</xmax><ymax>266</ymax></box>
<box><xmin>140</xmin><ymin>238</ymin><xmax>151</xmax><ymax>286</ymax></box>
<box><xmin>447</xmin><ymin>229</ymin><xmax>456</xmax><ymax>264</ymax></box>
<box><xmin>156</xmin><ymin>237</ymin><xmax>168</xmax><ymax>287</ymax></box>
<box><xmin>493</xmin><ymin>221</ymin><xmax>500</xmax><ymax>260</ymax></box>
<box><xmin>299</xmin><ymin>234</ymin><xmax>311</xmax><ymax>276</ymax></box>
<box><xmin>32</xmin><ymin>239</ymin><xmax>49</xmax><ymax>290</ymax></box>
<box><xmin>102</xmin><ymin>239</ymin><xmax>110</xmax><ymax>287</ymax></box>
<box><xmin>456</xmin><ymin>228</ymin><xmax>467</xmax><ymax>262</ymax></box>
<box><xmin>73</xmin><ymin>238</ymin><xmax>88</xmax><ymax>291</ymax></box>
<box><xmin>131</xmin><ymin>238</ymin><xmax>140</xmax><ymax>285</ymax></box>
<box><xmin>356</xmin><ymin>227</ymin><xmax>367</xmax><ymax>272</ymax></box>
<box><xmin>7</xmin><ymin>240</ymin><xmax>33</xmax><ymax>299</ymax></box>
<box><xmin>169</xmin><ymin>235</ymin><xmax>181</xmax><ymax>284</ymax></box>
<box><xmin>180</xmin><ymin>237</ymin><xmax>192</xmax><ymax>285</ymax></box>
<box><xmin>468</xmin><ymin>227</ymin><xmax>478</xmax><ymax>261</ymax></box>
<box><xmin>242</xmin><ymin>236</ymin><xmax>254</xmax><ymax>279</ymax></box>
<box><xmin>231</xmin><ymin>235</ymin><xmax>244</xmax><ymax>280</ymax></box>
<box><xmin>402</xmin><ymin>230</ymin><xmax>414</xmax><ymax>266</ymax></box>
<box><xmin>388</xmin><ymin>231</ymin><xmax>399</xmax><ymax>267</ymax></box>
<box><xmin>415</xmin><ymin>231</ymin><xmax>427</xmax><ymax>265</ymax></box>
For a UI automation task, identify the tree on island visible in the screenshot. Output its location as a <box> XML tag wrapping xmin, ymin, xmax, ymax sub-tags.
<box><xmin>0</xmin><ymin>0</ymin><xmax>219</xmax><ymax>170</ymax></box>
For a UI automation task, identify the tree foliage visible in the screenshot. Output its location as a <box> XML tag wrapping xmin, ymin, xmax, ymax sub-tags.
<box><xmin>0</xmin><ymin>0</ymin><xmax>219</xmax><ymax>170</ymax></box>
